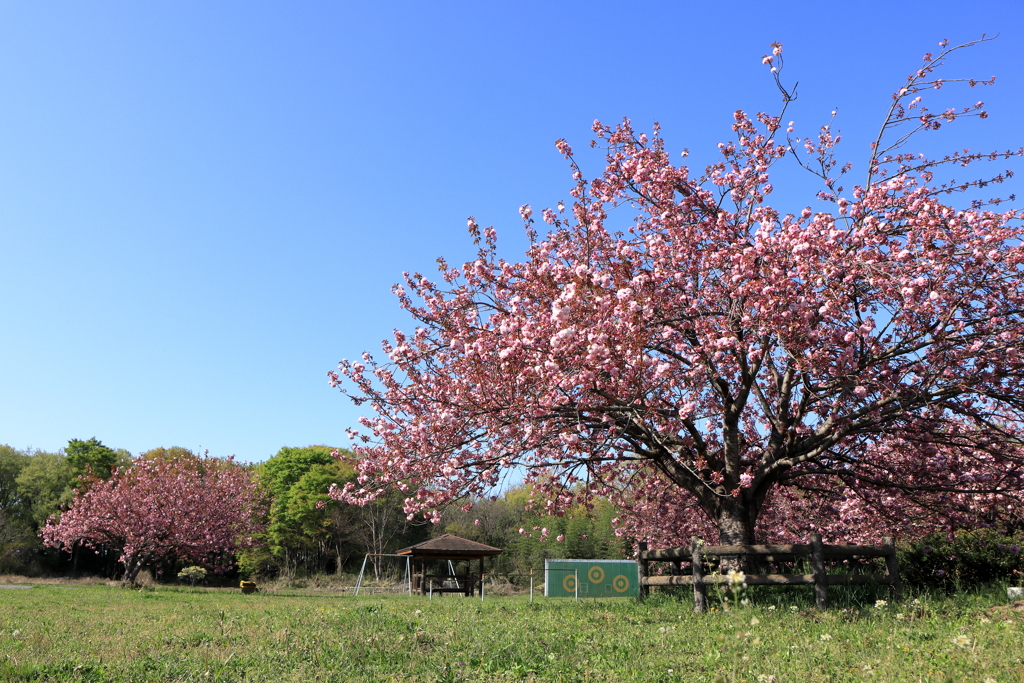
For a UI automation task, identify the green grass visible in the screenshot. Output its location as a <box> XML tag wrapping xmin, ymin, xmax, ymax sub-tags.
<box><xmin>0</xmin><ymin>581</ymin><xmax>1021</xmax><ymax>682</ymax></box>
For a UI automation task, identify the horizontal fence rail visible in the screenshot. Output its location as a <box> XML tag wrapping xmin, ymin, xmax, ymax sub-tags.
<box><xmin>640</xmin><ymin>543</ymin><xmax>892</xmax><ymax>561</ymax></box>
<box><xmin>636</xmin><ymin>534</ymin><xmax>900</xmax><ymax>612</ymax></box>
<box><xmin>642</xmin><ymin>573</ymin><xmax>898</xmax><ymax>587</ymax></box>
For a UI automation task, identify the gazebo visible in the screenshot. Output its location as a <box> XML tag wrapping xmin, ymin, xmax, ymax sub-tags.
<box><xmin>397</xmin><ymin>534</ymin><xmax>503</xmax><ymax>597</ymax></box>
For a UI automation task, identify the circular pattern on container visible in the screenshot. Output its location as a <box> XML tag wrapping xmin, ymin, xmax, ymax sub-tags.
<box><xmin>588</xmin><ymin>566</ymin><xmax>605</xmax><ymax>584</ymax></box>
<box><xmin>562</xmin><ymin>574</ymin><xmax>577</xmax><ymax>592</ymax></box>
<box><xmin>612</xmin><ymin>575</ymin><xmax>630</xmax><ymax>592</ymax></box>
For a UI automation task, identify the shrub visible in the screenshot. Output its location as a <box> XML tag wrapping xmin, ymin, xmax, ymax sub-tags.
<box><xmin>177</xmin><ymin>565</ymin><xmax>207</xmax><ymax>588</ymax></box>
<box><xmin>899</xmin><ymin>529</ymin><xmax>1024</xmax><ymax>591</ymax></box>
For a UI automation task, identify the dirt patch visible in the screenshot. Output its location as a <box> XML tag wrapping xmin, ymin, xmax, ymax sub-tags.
<box><xmin>0</xmin><ymin>574</ymin><xmax>109</xmax><ymax>587</ymax></box>
<box><xmin>985</xmin><ymin>600</ymin><xmax>1024</xmax><ymax>619</ymax></box>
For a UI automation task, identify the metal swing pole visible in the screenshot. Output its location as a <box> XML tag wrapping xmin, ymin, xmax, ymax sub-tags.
<box><xmin>354</xmin><ymin>554</ymin><xmax>370</xmax><ymax>596</ymax></box>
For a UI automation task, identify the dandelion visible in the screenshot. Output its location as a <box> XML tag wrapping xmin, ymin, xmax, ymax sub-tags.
<box><xmin>874</xmin><ymin>599</ymin><xmax>887</xmax><ymax>609</ymax></box>
<box><xmin>790</xmin><ymin>606</ymin><xmax>799</xmax><ymax>612</ymax></box>
<box><xmin>667</xmin><ymin>669</ymin><xmax>674</xmax><ymax>674</ymax></box>
<box><xmin>768</xmin><ymin>605</ymin><xmax>776</xmax><ymax>611</ymax></box>
<box><xmin>912</xmin><ymin>598</ymin><xmax>921</xmax><ymax>606</ymax></box>
<box><xmin>414</xmin><ymin>610</ymin><xmax>422</xmax><ymax>617</ymax></box>
<box><xmin>820</xmin><ymin>633</ymin><xmax>832</xmax><ymax>641</ymax></box>
<box><xmin>951</xmin><ymin>634</ymin><xmax>972</xmax><ymax>648</ymax></box>
<box><xmin>547</xmin><ymin>653</ymin><xmax>556</xmax><ymax>661</ymax></box>
<box><xmin>750</xmin><ymin>616</ymin><xmax>760</xmax><ymax>626</ymax></box>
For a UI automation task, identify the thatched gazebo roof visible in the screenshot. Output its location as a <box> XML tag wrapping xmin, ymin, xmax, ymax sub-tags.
<box><xmin>396</xmin><ymin>534</ymin><xmax>503</xmax><ymax>561</ymax></box>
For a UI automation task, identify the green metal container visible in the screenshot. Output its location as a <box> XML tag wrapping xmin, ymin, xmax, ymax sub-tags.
<box><xmin>544</xmin><ymin>559</ymin><xmax>639</xmax><ymax>597</ymax></box>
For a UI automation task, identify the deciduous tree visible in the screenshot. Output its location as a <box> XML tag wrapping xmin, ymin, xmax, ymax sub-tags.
<box><xmin>330</xmin><ymin>38</ymin><xmax>1024</xmax><ymax>547</ymax></box>
<box><xmin>257</xmin><ymin>446</ymin><xmax>359</xmax><ymax>576</ymax></box>
<box><xmin>42</xmin><ymin>451</ymin><xmax>266</xmax><ymax>583</ymax></box>
<box><xmin>15</xmin><ymin>451</ymin><xmax>72</xmax><ymax>529</ymax></box>
<box><xmin>65</xmin><ymin>438</ymin><xmax>128</xmax><ymax>481</ymax></box>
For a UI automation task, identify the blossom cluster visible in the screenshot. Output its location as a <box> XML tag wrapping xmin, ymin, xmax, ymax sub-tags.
<box><xmin>329</xmin><ymin>39</ymin><xmax>1024</xmax><ymax>546</ymax></box>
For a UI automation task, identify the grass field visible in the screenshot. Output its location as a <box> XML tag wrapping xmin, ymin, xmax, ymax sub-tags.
<box><xmin>1</xmin><ymin>579</ymin><xmax>1022</xmax><ymax>682</ymax></box>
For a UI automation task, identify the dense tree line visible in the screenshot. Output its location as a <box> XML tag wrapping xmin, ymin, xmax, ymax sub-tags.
<box><xmin>240</xmin><ymin>446</ymin><xmax>627</xmax><ymax>582</ymax></box>
<box><xmin>238</xmin><ymin>445</ymin><xmax>430</xmax><ymax>579</ymax></box>
<box><xmin>0</xmin><ymin>439</ymin><xmax>131</xmax><ymax>575</ymax></box>
<box><xmin>0</xmin><ymin>440</ymin><xmax>629</xmax><ymax>582</ymax></box>
<box><xmin>3</xmin><ymin>439</ymin><xmax>1021</xmax><ymax>590</ymax></box>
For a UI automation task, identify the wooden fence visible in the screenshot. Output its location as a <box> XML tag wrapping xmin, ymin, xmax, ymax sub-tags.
<box><xmin>637</xmin><ymin>533</ymin><xmax>900</xmax><ymax>612</ymax></box>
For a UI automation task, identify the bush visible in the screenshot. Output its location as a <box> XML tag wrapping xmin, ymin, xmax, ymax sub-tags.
<box><xmin>177</xmin><ymin>566</ymin><xmax>207</xmax><ymax>588</ymax></box>
<box><xmin>899</xmin><ymin>529</ymin><xmax>1024</xmax><ymax>591</ymax></box>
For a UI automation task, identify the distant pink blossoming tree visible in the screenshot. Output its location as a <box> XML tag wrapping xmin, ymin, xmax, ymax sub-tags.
<box><xmin>42</xmin><ymin>452</ymin><xmax>266</xmax><ymax>583</ymax></box>
<box><xmin>330</xmin><ymin>37</ymin><xmax>1024</xmax><ymax>547</ymax></box>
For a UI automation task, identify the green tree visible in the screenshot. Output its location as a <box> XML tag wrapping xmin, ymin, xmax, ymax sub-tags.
<box><xmin>251</xmin><ymin>446</ymin><xmax>356</xmax><ymax>577</ymax></box>
<box><xmin>14</xmin><ymin>451</ymin><xmax>72</xmax><ymax>530</ymax></box>
<box><xmin>0</xmin><ymin>445</ymin><xmax>31</xmax><ymax>512</ymax></box>
<box><xmin>241</xmin><ymin>446</ymin><xmax>429</xmax><ymax>579</ymax></box>
<box><xmin>65</xmin><ymin>438</ymin><xmax>127</xmax><ymax>480</ymax></box>
<box><xmin>0</xmin><ymin>446</ymin><xmax>35</xmax><ymax>573</ymax></box>
<box><xmin>259</xmin><ymin>446</ymin><xmax>339</xmax><ymax>498</ymax></box>
<box><xmin>272</xmin><ymin>461</ymin><xmax>360</xmax><ymax>574</ymax></box>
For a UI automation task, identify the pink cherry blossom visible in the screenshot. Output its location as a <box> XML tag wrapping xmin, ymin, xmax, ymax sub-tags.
<box><xmin>329</xmin><ymin>37</ymin><xmax>1024</xmax><ymax>548</ymax></box>
<box><xmin>42</xmin><ymin>452</ymin><xmax>266</xmax><ymax>584</ymax></box>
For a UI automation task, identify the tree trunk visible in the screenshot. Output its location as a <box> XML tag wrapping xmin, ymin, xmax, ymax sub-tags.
<box><xmin>71</xmin><ymin>541</ymin><xmax>79</xmax><ymax>579</ymax></box>
<box><xmin>122</xmin><ymin>556</ymin><xmax>145</xmax><ymax>585</ymax></box>
<box><xmin>715</xmin><ymin>497</ymin><xmax>757</xmax><ymax>572</ymax></box>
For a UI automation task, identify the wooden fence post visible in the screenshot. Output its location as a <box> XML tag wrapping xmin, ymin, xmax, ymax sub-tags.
<box><xmin>637</xmin><ymin>541</ymin><xmax>649</xmax><ymax>600</ymax></box>
<box><xmin>810</xmin><ymin>533</ymin><xmax>830</xmax><ymax>610</ymax></box>
<box><xmin>691</xmin><ymin>537</ymin><xmax>707</xmax><ymax>614</ymax></box>
<box><xmin>883</xmin><ymin>536</ymin><xmax>902</xmax><ymax>601</ymax></box>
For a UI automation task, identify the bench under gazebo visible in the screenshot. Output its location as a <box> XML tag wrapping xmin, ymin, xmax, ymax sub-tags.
<box><xmin>397</xmin><ymin>534</ymin><xmax>503</xmax><ymax>597</ymax></box>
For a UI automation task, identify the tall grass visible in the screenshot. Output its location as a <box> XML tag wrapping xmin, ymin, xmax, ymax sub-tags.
<box><xmin>0</xmin><ymin>580</ymin><xmax>1021</xmax><ymax>682</ymax></box>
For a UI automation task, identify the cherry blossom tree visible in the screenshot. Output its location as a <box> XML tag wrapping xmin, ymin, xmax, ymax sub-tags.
<box><xmin>330</xmin><ymin>37</ymin><xmax>1024</xmax><ymax>547</ymax></box>
<box><xmin>42</xmin><ymin>452</ymin><xmax>266</xmax><ymax>583</ymax></box>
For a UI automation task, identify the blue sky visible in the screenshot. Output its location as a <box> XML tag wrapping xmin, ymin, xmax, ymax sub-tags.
<box><xmin>2</xmin><ymin>1</ymin><xmax>1023</xmax><ymax>463</ymax></box>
